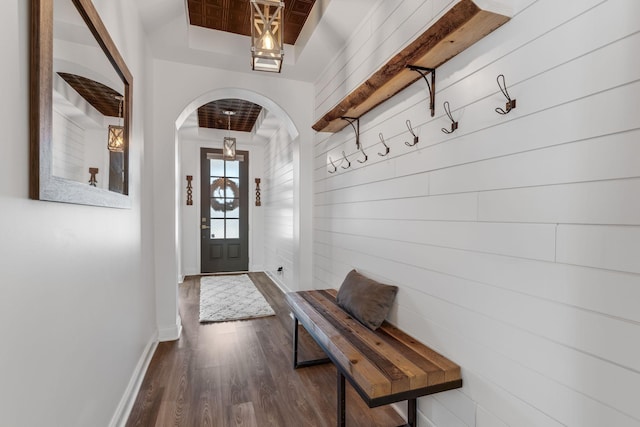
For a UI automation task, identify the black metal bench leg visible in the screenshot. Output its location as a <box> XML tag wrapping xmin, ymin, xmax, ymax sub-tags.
<box><xmin>292</xmin><ymin>315</ymin><xmax>331</xmax><ymax>369</ymax></box>
<box><xmin>293</xmin><ymin>316</ymin><xmax>300</xmax><ymax>369</ymax></box>
<box><xmin>408</xmin><ymin>398</ymin><xmax>417</xmax><ymax>427</ymax></box>
<box><xmin>338</xmin><ymin>371</ymin><xmax>346</xmax><ymax>427</ymax></box>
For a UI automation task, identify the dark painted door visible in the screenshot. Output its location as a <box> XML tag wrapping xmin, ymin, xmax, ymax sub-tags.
<box><xmin>200</xmin><ymin>148</ymin><xmax>249</xmax><ymax>273</ymax></box>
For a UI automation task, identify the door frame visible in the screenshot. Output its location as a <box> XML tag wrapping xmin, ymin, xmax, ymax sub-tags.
<box><xmin>199</xmin><ymin>148</ymin><xmax>250</xmax><ymax>273</ymax></box>
<box><xmin>183</xmin><ymin>143</ymin><xmax>262</xmax><ymax>276</ymax></box>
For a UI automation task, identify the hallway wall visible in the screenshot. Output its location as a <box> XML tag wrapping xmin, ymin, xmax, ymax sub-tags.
<box><xmin>0</xmin><ymin>1</ymin><xmax>158</xmax><ymax>426</ymax></box>
<box><xmin>312</xmin><ymin>0</ymin><xmax>640</xmax><ymax>426</ymax></box>
<box><xmin>263</xmin><ymin>122</ymin><xmax>296</xmax><ymax>289</ymax></box>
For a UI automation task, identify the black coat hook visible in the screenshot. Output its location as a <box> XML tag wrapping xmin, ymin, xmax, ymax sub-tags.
<box><xmin>327</xmin><ymin>156</ymin><xmax>337</xmax><ymax>174</ymax></box>
<box><xmin>495</xmin><ymin>74</ymin><xmax>516</xmax><ymax>115</ymax></box>
<box><xmin>378</xmin><ymin>133</ymin><xmax>390</xmax><ymax>156</ymax></box>
<box><xmin>405</xmin><ymin>120</ymin><xmax>419</xmax><ymax>147</ymax></box>
<box><xmin>357</xmin><ymin>145</ymin><xmax>368</xmax><ymax>163</ymax></box>
<box><xmin>341</xmin><ymin>151</ymin><xmax>351</xmax><ymax>169</ymax></box>
<box><xmin>441</xmin><ymin>101</ymin><xmax>458</xmax><ymax>134</ymax></box>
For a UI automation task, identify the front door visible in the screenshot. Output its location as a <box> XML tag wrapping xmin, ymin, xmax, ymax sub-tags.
<box><xmin>200</xmin><ymin>148</ymin><xmax>249</xmax><ymax>273</ymax></box>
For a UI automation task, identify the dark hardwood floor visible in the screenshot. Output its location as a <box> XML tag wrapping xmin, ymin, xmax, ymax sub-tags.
<box><xmin>126</xmin><ymin>272</ymin><xmax>404</xmax><ymax>427</ymax></box>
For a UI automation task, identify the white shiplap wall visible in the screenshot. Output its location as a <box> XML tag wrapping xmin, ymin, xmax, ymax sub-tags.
<box><xmin>263</xmin><ymin>124</ymin><xmax>296</xmax><ymax>290</ymax></box>
<box><xmin>52</xmin><ymin>109</ymin><xmax>84</xmax><ymax>182</ymax></box>
<box><xmin>312</xmin><ymin>0</ymin><xmax>640</xmax><ymax>426</ymax></box>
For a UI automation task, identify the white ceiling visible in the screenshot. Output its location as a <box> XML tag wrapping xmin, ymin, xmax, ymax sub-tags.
<box><xmin>134</xmin><ymin>0</ymin><xmax>378</xmax><ymax>83</ymax></box>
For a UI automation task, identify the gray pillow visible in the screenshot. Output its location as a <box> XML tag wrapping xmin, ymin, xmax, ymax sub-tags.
<box><xmin>336</xmin><ymin>269</ymin><xmax>398</xmax><ymax>330</ymax></box>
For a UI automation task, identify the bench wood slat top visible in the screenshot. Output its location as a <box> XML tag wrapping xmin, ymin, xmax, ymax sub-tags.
<box><xmin>286</xmin><ymin>289</ymin><xmax>462</xmax><ymax>403</ymax></box>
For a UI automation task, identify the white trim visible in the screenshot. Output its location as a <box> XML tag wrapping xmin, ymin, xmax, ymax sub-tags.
<box><xmin>108</xmin><ymin>333</ymin><xmax>158</xmax><ymax>427</ymax></box>
<box><xmin>265</xmin><ymin>270</ymin><xmax>291</xmax><ymax>294</ymax></box>
<box><xmin>158</xmin><ymin>315</ymin><xmax>183</xmax><ymax>341</ymax></box>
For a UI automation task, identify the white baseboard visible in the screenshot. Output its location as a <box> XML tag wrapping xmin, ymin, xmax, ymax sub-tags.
<box><xmin>391</xmin><ymin>401</ymin><xmax>435</xmax><ymax>427</ymax></box>
<box><xmin>265</xmin><ymin>270</ymin><xmax>291</xmax><ymax>294</ymax></box>
<box><xmin>158</xmin><ymin>315</ymin><xmax>182</xmax><ymax>342</ymax></box>
<box><xmin>109</xmin><ymin>332</ymin><xmax>158</xmax><ymax>427</ymax></box>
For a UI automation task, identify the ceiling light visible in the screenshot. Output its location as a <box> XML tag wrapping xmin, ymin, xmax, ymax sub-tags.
<box><xmin>108</xmin><ymin>95</ymin><xmax>125</xmax><ymax>152</ymax></box>
<box><xmin>250</xmin><ymin>0</ymin><xmax>284</xmax><ymax>73</ymax></box>
<box><xmin>223</xmin><ymin>110</ymin><xmax>236</xmax><ymax>160</ymax></box>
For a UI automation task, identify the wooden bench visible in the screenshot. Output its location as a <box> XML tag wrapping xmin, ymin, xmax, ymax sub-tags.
<box><xmin>286</xmin><ymin>289</ymin><xmax>462</xmax><ymax>427</ymax></box>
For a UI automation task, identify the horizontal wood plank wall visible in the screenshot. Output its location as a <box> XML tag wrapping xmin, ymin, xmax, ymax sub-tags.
<box><xmin>312</xmin><ymin>0</ymin><xmax>640</xmax><ymax>426</ymax></box>
<box><xmin>263</xmin><ymin>123</ymin><xmax>295</xmax><ymax>290</ymax></box>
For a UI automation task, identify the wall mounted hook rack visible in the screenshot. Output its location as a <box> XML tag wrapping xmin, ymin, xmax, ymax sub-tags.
<box><xmin>495</xmin><ymin>74</ymin><xmax>516</xmax><ymax>115</ymax></box>
<box><xmin>441</xmin><ymin>101</ymin><xmax>459</xmax><ymax>134</ymax></box>
<box><xmin>341</xmin><ymin>116</ymin><xmax>360</xmax><ymax>149</ymax></box>
<box><xmin>407</xmin><ymin>65</ymin><xmax>436</xmax><ymax>117</ymax></box>
<box><xmin>328</xmin><ymin>156</ymin><xmax>338</xmax><ymax>174</ymax></box>
<box><xmin>405</xmin><ymin>120</ymin><xmax>419</xmax><ymax>147</ymax></box>
<box><xmin>378</xmin><ymin>133</ymin><xmax>390</xmax><ymax>156</ymax></box>
<box><xmin>341</xmin><ymin>151</ymin><xmax>351</xmax><ymax>169</ymax></box>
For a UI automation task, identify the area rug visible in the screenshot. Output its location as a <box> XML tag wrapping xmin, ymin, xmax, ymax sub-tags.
<box><xmin>199</xmin><ymin>274</ymin><xmax>275</xmax><ymax>323</ymax></box>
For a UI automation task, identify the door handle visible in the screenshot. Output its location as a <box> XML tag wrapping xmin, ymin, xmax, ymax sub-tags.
<box><xmin>201</xmin><ymin>225</ymin><xmax>210</xmax><ymax>230</ymax></box>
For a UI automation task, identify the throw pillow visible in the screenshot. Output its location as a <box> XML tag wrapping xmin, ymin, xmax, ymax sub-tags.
<box><xmin>336</xmin><ymin>269</ymin><xmax>398</xmax><ymax>330</ymax></box>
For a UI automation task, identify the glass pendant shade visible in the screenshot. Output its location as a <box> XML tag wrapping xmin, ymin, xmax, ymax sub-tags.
<box><xmin>223</xmin><ymin>137</ymin><xmax>236</xmax><ymax>160</ymax></box>
<box><xmin>108</xmin><ymin>125</ymin><xmax>125</xmax><ymax>152</ymax></box>
<box><xmin>108</xmin><ymin>95</ymin><xmax>125</xmax><ymax>152</ymax></box>
<box><xmin>250</xmin><ymin>0</ymin><xmax>284</xmax><ymax>73</ymax></box>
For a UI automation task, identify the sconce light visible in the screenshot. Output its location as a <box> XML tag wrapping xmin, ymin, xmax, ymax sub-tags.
<box><xmin>108</xmin><ymin>95</ymin><xmax>125</xmax><ymax>152</ymax></box>
<box><xmin>89</xmin><ymin>167</ymin><xmax>98</xmax><ymax>186</ymax></box>
<box><xmin>255</xmin><ymin>178</ymin><xmax>262</xmax><ymax>206</ymax></box>
<box><xmin>223</xmin><ymin>110</ymin><xmax>236</xmax><ymax>160</ymax></box>
<box><xmin>186</xmin><ymin>175</ymin><xmax>193</xmax><ymax>206</ymax></box>
<box><xmin>250</xmin><ymin>0</ymin><xmax>284</xmax><ymax>73</ymax></box>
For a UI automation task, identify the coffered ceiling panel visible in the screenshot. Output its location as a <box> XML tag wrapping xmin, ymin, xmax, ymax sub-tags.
<box><xmin>187</xmin><ymin>0</ymin><xmax>316</xmax><ymax>45</ymax></box>
<box><xmin>197</xmin><ymin>98</ymin><xmax>263</xmax><ymax>132</ymax></box>
<box><xmin>57</xmin><ymin>72</ymin><xmax>123</xmax><ymax>117</ymax></box>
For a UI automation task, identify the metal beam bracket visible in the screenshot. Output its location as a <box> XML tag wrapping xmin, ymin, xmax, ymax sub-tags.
<box><xmin>341</xmin><ymin>116</ymin><xmax>360</xmax><ymax>149</ymax></box>
<box><xmin>407</xmin><ymin>65</ymin><xmax>436</xmax><ymax>117</ymax></box>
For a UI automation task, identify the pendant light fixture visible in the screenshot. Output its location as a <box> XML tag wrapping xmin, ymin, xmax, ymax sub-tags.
<box><xmin>223</xmin><ymin>110</ymin><xmax>236</xmax><ymax>160</ymax></box>
<box><xmin>250</xmin><ymin>0</ymin><xmax>284</xmax><ymax>73</ymax></box>
<box><xmin>107</xmin><ymin>95</ymin><xmax>125</xmax><ymax>152</ymax></box>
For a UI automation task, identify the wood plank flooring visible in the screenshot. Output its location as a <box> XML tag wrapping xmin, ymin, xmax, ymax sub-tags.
<box><xmin>126</xmin><ymin>272</ymin><xmax>404</xmax><ymax>427</ymax></box>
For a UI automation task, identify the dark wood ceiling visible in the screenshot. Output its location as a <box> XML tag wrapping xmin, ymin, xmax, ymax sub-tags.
<box><xmin>187</xmin><ymin>0</ymin><xmax>316</xmax><ymax>45</ymax></box>
<box><xmin>198</xmin><ymin>99</ymin><xmax>263</xmax><ymax>132</ymax></box>
<box><xmin>58</xmin><ymin>73</ymin><xmax>123</xmax><ymax>117</ymax></box>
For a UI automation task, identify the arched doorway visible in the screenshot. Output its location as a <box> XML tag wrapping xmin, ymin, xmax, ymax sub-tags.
<box><xmin>177</xmin><ymin>87</ymin><xmax>300</xmax><ymax>272</ymax></box>
<box><xmin>152</xmin><ymin>72</ymin><xmax>315</xmax><ymax>342</ymax></box>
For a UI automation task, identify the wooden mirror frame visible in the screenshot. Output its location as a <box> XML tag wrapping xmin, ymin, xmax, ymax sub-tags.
<box><xmin>30</xmin><ymin>0</ymin><xmax>133</xmax><ymax>208</ymax></box>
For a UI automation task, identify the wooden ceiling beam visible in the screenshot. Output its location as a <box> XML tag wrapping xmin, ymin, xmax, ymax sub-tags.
<box><xmin>312</xmin><ymin>0</ymin><xmax>510</xmax><ymax>133</ymax></box>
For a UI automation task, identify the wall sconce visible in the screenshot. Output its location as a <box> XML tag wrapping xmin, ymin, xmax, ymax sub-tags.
<box><xmin>255</xmin><ymin>178</ymin><xmax>262</xmax><ymax>206</ymax></box>
<box><xmin>250</xmin><ymin>0</ymin><xmax>284</xmax><ymax>73</ymax></box>
<box><xmin>186</xmin><ymin>175</ymin><xmax>193</xmax><ymax>206</ymax></box>
<box><xmin>89</xmin><ymin>167</ymin><xmax>98</xmax><ymax>186</ymax></box>
<box><xmin>108</xmin><ymin>95</ymin><xmax>125</xmax><ymax>152</ymax></box>
<box><xmin>223</xmin><ymin>110</ymin><xmax>236</xmax><ymax>160</ymax></box>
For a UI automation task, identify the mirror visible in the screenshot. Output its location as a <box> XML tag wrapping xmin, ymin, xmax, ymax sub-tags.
<box><xmin>30</xmin><ymin>0</ymin><xmax>133</xmax><ymax>208</ymax></box>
